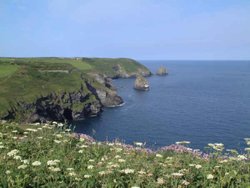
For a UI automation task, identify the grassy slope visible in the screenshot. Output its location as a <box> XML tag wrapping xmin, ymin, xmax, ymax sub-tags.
<box><xmin>0</xmin><ymin>57</ymin><xmax>149</xmax><ymax>117</ymax></box>
<box><xmin>0</xmin><ymin>123</ymin><xmax>249</xmax><ymax>187</ymax></box>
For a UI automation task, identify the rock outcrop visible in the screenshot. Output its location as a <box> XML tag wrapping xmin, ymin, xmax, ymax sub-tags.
<box><xmin>112</xmin><ymin>64</ymin><xmax>151</xmax><ymax>78</ymax></box>
<box><xmin>156</xmin><ymin>66</ymin><xmax>168</xmax><ymax>76</ymax></box>
<box><xmin>134</xmin><ymin>75</ymin><xmax>150</xmax><ymax>91</ymax></box>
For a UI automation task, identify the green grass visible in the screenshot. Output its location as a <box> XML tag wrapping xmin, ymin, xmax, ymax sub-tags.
<box><xmin>0</xmin><ymin>63</ymin><xmax>18</xmax><ymax>78</ymax></box>
<box><xmin>0</xmin><ymin>123</ymin><xmax>249</xmax><ymax>187</ymax></box>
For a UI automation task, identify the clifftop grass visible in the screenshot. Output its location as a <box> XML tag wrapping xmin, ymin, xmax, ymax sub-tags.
<box><xmin>0</xmin><ymin>123</ymin><xmax>249</xmax><ymax>187</ymax></box>
<box><xmin>0</xmin><ymin>57</ymin><xmax>149</xmax><ymax>117</ymax></box>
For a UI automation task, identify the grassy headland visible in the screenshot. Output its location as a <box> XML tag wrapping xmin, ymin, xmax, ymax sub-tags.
<box><xmin>0</xmin><ymin>57</ymin><xmax>150</xmax><ymax>121</ymax></box>
<box><xmin>0</xmin><ymin>122</ymin><xmax>249</xmax><ymax>187</ymax></box>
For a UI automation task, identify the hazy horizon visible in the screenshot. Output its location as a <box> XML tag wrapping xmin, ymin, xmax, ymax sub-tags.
<box><xmin>1</xmin><ymin>0</ymin><xmax>250</xmax><ymax>60</ymax></box>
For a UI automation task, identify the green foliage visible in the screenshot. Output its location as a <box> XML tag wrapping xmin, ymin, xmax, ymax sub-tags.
<box><xmin>0</xmin><ymin>123</ymin><xmax>249</xmax><ymax>187</ymax></box>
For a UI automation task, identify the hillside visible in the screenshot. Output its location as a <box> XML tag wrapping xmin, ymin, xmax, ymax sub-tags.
<box><xmin>0</xmin><ymin>57</ymin><xmax>151</xmax><ymax>122</ymax></box>
<box><xmin>0</xmin><ymin>122</ymin><xmax>249</xmax><ymax>187</ymax></box>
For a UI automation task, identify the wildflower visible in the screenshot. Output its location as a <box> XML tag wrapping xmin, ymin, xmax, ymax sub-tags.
<box><xmin>23</xmin><ymin>132</ymin><xmax>29</xmax><ymax>135</ymax></box>
<box><xmin>122</xmin><ymin>168</ymin><xmax>135</xmax><ymax>174</ymax></box>
<box><xmin>7</xmin><ymin>149</ymin><xmax>19</xmax><ymax>157</ymax></box>
<box><xmin>115</xmin><ymin>155</ymin><xmax>121</xmax><ymax>159</ymax></box>
<box><xmin>195</xmin><ymin>164</ymin><xmax>202</xmax><ymax>169</ymax></box>
<box><xmin>13</xmin><ymin>155</ymin><xmax>22</xmax><ymax>160</ymax></box>
<box><xmin>115</xmin><ymin>148</ymin><xmax>123</xmax><ymax>152</ymax></box>
<box><xmin>134</xmin><ymin>142</ymin><xmax>144</xmax><ymax>147</ymax></box>
<box><xmin>98</xmin><ymin>171</ymin><xmax>106</xmax><ymax>176</ymax></box>
<box><xmin>55</xmin><ymin>134</ymin><xmax>63</xmax><ymax>138</ymax></box>
<box><xmin>5</xmin><ymin>170</ymin><xmax>11</xmax><ymax>175</ymax></box>
<box><xmin>207</xmin><ymin>174</ymin><xmax>214</xmax><ymax>180</ymax></box>
<box><xmin>37</xmin><ymin>128</ymin><xmax>42</xmax><ymax>130</ymax></box>
<box><xmin>131</xmin><ymin>186</ymin><xmax>140</xmax><ymax>188</ymax></box>
<box><xmin>22</xmin><ymin>159</ymin><xmax>29</xmax><ymax>164</ymax></box>
<box><xmin>156</xmin><ymin>154</ymin><xmax>163</xmax><ymax>158</ymax></box>
<box><xmin>26</xmin><ymin>128</ymin><xmax>37</xmax><ymax>132</ymax></box>
<box><xmin>245</xmin><ymin>148</ymin><xmax>250</xmax><ymax>151</ymax></box>
<box><xmin>49</xmin><ymin>167</ymin><xmax>61</xmax><ymax>172</ymax></box>
<box><xmin>32</xmin><ymin>161</ymin><xmax>41</xmax><ymax>166</ymax></box>
<box><xmin>54</xmin><ymin>140</ymin><xmax>61</xmax><ymax>144</ymax></box>
<box><xmin>182</xmin><ymin>180</ymin><xmax>190</xmax><ymax>186</ymax></box>
<box><xmin>171</xmin><ymin>172</ymin><xmax>184</xmax><ymax>177</ymax></box>
<box><xmin>12</xmin><ymin>137</ymin><xmax>18</xmax><ymax>140</ymax></box>
<box><xmin>87</xmin><ymin>165</ymin><xmax>94</xmax><ymax>169</ymax></box>
<box><xmin>78</xmin><ymin>150</ymin><xmax>84</xmax><ymax>153</ymax></box>
<box><xmin>67</xmin><ymin>168</ymin><xmax>74</xmax><ymax>171</ymax></box>
<box><xmin>12</xmin><ymin>130</ymin><xmax>18</xmax><ymax>133</ymax></box>
<box><xmin>138</xmin><ymin>170</ymin><xmax>146</xmax><ymax>175</ymax></box>
<box><xmin>58</xmin><ymin>123</ymin><xmax>64</xmax><ymax>127</ymax></box>
<box><xmin>18</xmin><ymin>165</ymin><xmax>28</xmax><ymax>169</ymax></box>
<box><xmin>118</xmin><ymin>159</ymin><xmax>126</xmax><ymax>163</ymax></box>
<box><xmin>79</xmin><ymin>138</ymin><xmax>85</xmax><ymax>142</ymax></box>
<box><xmin>37</xmin><ymin>137</ymin><xmax>43</xmax><ymax>139</ymax></box>
<box><xmin>157</xmin><ymin>177</ymin><xmax>165</xmax><ymax>185</ymax></box>
<box><xmin>65</xmin><ymin>129</ymin><xmax>71</xmax><ymax>132</ymax></box>
<box><xmin>0</xmin><ymin>145</ymin><xmax>4</xmax><ymax>149</ymax></box>
<box><xmin>47</xmin><ymin>160</ymin><xmax>59</xmax><ymax>166</ymax></box>
<box><xmin>237</xmin><ymin>155</ymin><xmax>247</xmax><ymax>160</ymax></box>
<box><xmin>69</xmin><ymin>172</ymin><xmax>77</xmax><ymax>176</ymax></box>
<box><xmin>189</xmin><ymin>164</ymin><xmax>195</xmax><ymax>167</ymax></box>
<box><xmin>84</xmin><ymin>174</ymin><xmax>91</xmax><ymax>178</ymax></box>
<box><xmin>79</xmin><ymin>144</ymin><xmax>88</xmax><ymax>148</ymax></box>
<box><xmin>208</xmin><ymin>143</ymin><xmax>224</xmax><ymax>151</ymax></box>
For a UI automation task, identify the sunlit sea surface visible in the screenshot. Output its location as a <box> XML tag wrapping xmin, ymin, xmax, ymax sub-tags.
<box><xmin>73</xmin><ymin>60</ymin><xmax>250</xmax><ymax>151</ymax></box>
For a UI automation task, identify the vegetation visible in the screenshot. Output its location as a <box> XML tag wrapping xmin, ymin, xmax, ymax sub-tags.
<box><xmin>0</xmin><ymin>57</ymin><xmax>149</xmax><ymax>117</ymax></box>
<box><xmin>0</xmin><ymin>122</ymin><xmax>249</xmax><ymax>187</ymax></box>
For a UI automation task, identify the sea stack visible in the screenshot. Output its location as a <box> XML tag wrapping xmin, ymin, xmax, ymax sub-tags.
<box><xmin>134</xmin><ymin>75</ymin><xmax>149</xmax><ymax>91</ymax></box>
<box><xmin>156</xmin><ymin>66</ymin><xmax>168</xmax><ymax>76</ymax></box>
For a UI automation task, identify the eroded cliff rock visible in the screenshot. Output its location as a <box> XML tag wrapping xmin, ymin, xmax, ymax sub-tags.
<box><xmin>134</xmin><ymin>75</ymin><xmax>150</xmax><ymax>91</ymax></box>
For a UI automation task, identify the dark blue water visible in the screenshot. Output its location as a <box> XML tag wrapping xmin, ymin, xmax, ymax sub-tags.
<box><xmin>74</xmin><ymin>61</ymin><xmax>250</xmax><ymax>151</ymax></box>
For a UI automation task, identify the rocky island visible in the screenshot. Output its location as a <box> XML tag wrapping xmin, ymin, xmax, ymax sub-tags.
<box><xmin>156</xmin><ymin>66</ymin><xmax>168</xmax><ymax>76</ymax></box>
<box><xmin>0</xmin><ymin>57</ymin><xmax>151</xmax><ymax>123</ymax></box>
<box><xmin>134</xmin><ymin>75</ymin><xmax>150</xmax><ymax>91</ymax></box>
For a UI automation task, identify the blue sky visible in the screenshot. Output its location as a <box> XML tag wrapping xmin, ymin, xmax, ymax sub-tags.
<box><xmin>1</xmin><ymin>0</ymin><xmax>250</xmax><ymax>60</ymax></box>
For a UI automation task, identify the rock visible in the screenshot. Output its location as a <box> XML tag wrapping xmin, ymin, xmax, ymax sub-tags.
<box><xmin>156</xmin><ymin>66</ymin><xmax>168</xmax><ymax>76</ymax></box>
<box><xmin>134</xmin><ymin>75</ymin><xmax>149</xmax><ymax>91</ymax></box>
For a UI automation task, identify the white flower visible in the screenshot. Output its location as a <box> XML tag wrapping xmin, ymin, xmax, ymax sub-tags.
<box><xmin>89</xmin><ymin>159</ymin><xmax>95</xmax><ymax>162</ymax></box>
<box><xmin>12</xmin><ymin>130</ymin><xmax>18</xmax><ymax>133</ymax></box>
<box><xmin>7</xmin><ymin>149</ymin><xmax>19</xmax><ymax>157</ymax></box>
<box><xmin>78</xmin><ymin>150</ymin><xmax>84</xmax><ymax>153</ymax></box>
<box><xmin>48</xmin><ymin>167</ymin><xmax>61</xmax><ymax>172</ymax></box>
<box><xmin>55</xmin><ymin>134</ymin><xmax>63</xmax><ymax>138</ymax></box>
<box><xmin>47</xmin><ymin>160</ymin><xmax>59</xmax><ymax>166</ymax></box>
<box><xmin>134</xmin><ymin>142</ymin><xmax>144</xmax><ymax>147</ymax></box>
<box><xmin>157</xmin><ymin>177</ymin><xmax>165</xmax><ymax>185</ymax></box>
<box><xmin>69</xmin><ymin>172</ymin><xmax>76</xmax><ymax>176</ymax></box>
<box><xmin>207</xmin><ymin>174</ymin><xmax>214</xmax><ymax>180</ymax></box>
<box><xmin>182</xmin><ymin>180</ymin><xmax>190</xmax><ymax>186</ymax></box>
<box><xmin>98</xmin><ymin>171</ymin><xmax>106</xmax><ymax>176</ymax></box>
<box><xmin>79</xmin><ymin>144</ymin><xmax>88</xmax><ymax>148</ymax></box>
<box><xmin>195</xmin><ymin>164</ymin><xmax>202</xmax><ymax>169</ymax></box>
<box><xmin>245</xmin><ymin>148</ymin><xmax>250</xmax><ymax>151</ymax></box>
<box><xmin>87</xmin><ymin>165</ymin><xmax>94</xmax><ymax>169</ymax></box>
<box><xmin>171</xmin><ymin>173</ymin><xmax>184</xmax><ymax>177</ymax></box>
<box><xmin>115</xmin><ymin>155</ymin><xmax>121</xmax><ymax>159</ymax></box>
<box><xmin>32</xmin><ymin>161</ymin><xmax>41</xmax><ymax>166</ymax></box>
<box><xmin>237</xmin><ymin>155</ymin><xmax>247</xmax><ymax>160</ymax></box>
<box><xmin>5</xmin><ymin>170</ymin><xmax>11</xmax><ymax>174</ymax></box>
<box><xmin>18</xmin><ymin>165</ymin><xmax>27</xmax><ymax>169</ymax></box>
<box><xmin>122</xmin><ymin>168</ymin><xmax>134</xmax><ymax>174</ymax></box>
<box><xmin>13</xmin><ymin>155</ymin><xmax>22</xmax><ymax>160</ymax></box>
<box><xmin>156</xmin><ymin>154</ymin><xmax>163</xmax><ymax>158</ymax></box>
<box><xmin>131</xmin><ymin>186</ymin><xmax>140</xmax><ymax>188</ymax></box>
<box><xmin>0</xmin><ymin>145</ymin><xmax>4</xmax><ymax>149</ymax></box>
<box><xmin>22</xmin><ymin>159</ymin><xmax>29</xmax><ymax>164</ymax></box>
<box><xmin>67</xmin><ymin>168</ymin><xmax>74</xmax><ymax>171</ymax></box>
<box><xmin>118</xmin><ymin>159</ymin><xmax>126</xmax><ymax>163</ymax></box>
<box><xmin>84</xmin><ymin>174</ymin><xmax>91</xmax><ymax>178</ymax></box>
<box><xmin>54</xmin><ymin>140</ymin><xmax>61</xmax><ymax>144</ymax></box>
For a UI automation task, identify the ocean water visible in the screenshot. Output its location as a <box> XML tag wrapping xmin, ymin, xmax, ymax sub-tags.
<box><xmin>73</xmin><ymin>60</ymin><xmax>250</xmax><ymax>151</ymax></box>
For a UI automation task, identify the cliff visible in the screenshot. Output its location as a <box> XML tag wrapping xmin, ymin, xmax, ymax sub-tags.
<box><xmin>0</xmin><ymin>57</ymin><xmax>149</xmax><ymax>123</ymax></box>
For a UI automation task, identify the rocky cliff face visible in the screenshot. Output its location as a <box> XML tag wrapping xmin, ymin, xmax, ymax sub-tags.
<box><xmin>3</xmin><ymin>75</ymin><xmax>124</xmax><ymax>123</ymax></box>
<box><xmin>134</xmin><ymin>75</ymin><xmax>150</xmax><ymax>91</ymax></box>
<box><xmin>156</xmin><ymin>67</ymin><xmax>168</xmax><ymax>76</ymax></box>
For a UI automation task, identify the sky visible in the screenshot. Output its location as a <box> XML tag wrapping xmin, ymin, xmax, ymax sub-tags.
<box><xmin>0</xmin><ymin>0</ymin><xmax>250</xmax><ymax>60</ymax></box>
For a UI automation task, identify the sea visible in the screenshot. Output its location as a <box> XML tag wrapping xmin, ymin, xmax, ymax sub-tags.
<box><xmin>73</xmin><ymin>60</ymin><xmax>250</xmax><ymax>152</ymax></box>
